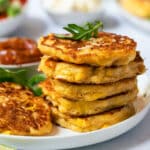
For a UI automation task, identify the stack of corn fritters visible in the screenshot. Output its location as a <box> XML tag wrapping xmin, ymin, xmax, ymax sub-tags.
<box><xmin>38</xmin><ymin>32</ymin><xmax>145</xmax><ymax>132</ymax></box>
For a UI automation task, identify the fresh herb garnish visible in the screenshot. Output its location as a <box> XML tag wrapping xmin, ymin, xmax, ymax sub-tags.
<box><xmin>0</xmin><ymin>0</ymin><xmax>9</xmax><ymax>13</ymax></box>
<box><xmin>0</xmin><ymin>0</ymin><xmax>22</xmax><ymax>17</ymax></box>
<box><xmin>0</xmin><ymin>68</ymin><xmax>46</xmax><ymax>96</ymax></box>
<box><xmin>0</xmin><ymin>68</ymin><xmax>27</xmax><ymax>86</ymax></box>
<box><xmin>27</xmin><ymin>74</ymin><xmax>46</xmax><ymax>96</ymax></box>
<box><xmin>7</xmin><ymin>5</ymin><xmax>21</xmax><ymax>17</ymax></box>
<box><xmin>55</xmin><ymin>20</ymin><xmax>103</xmax><ymax>40</ymax></box>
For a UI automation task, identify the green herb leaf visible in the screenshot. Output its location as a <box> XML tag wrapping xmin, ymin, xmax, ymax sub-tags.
<box><xmin>0</xmin><ymin>0</ymin><xmax>9</xmax><ymax>13</ymax></box>
<box><xmin>0</xmin><ymin>68</ymin><xmax>46</xmax><ymax>96</ymax></box>
<box><xmin>27</xmin><ymin>74</ymin><xmax>46</xmax><ymax>96</ymax></box>
<box><xmin>7</xmin><ymin>5</ymin><xmax>21</xmax><ymax>17</ymax></box>
<box><xmin>55</xmin><ymin>20</ymin><xmax>103</xmax><ymax>41</ymax></box>
<box><xmin>0</xmin><ymin>68</ymin><xmax>28</xmax><ymax>86</ymax></box>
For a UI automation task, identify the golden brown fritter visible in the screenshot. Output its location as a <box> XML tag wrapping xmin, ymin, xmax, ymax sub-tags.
<box><xmin>38</xmin><ymin>32</ymin><xmax>136</xmax><ymax>66</ymax></box>
<box><xmin>0</xmin><ymin>82</ymin><xmax>52</xmax><ymax>136</ymax></box>
<box><xmin>38</xmin><ymin>53</ymin><xmax>145</xmax><ymax>84</ymax></box>
<box><xmin>120</xmin><ymin>0</ymin><xmax>150</xmax><ymax>18</ymax></box>
<box><xmin>51</xmin><ymin>104</ymin><xmax>135</xmax><ymax>132</ymax></box>
<box><xmin>46</xmin><ymin>88</ymin><xmax>138</xmax><ymax>116</ymax></box>
<box><xmin>40</xmin><ymin>78</ymin><xmax>137</xmax><ymax>101</ymax></box>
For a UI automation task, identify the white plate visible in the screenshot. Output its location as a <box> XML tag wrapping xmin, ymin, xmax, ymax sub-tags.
<box><xmin>116</xmin><ymin>1</ymin><xmax>150</xmax><ymax>32</ymax></box>
<box><xmin>0</xmin><ymin>74</ymin><xmax>150</xmax><ymax>150</ymax></box>
<box><xmin>41</xmin><ymin>0</ymin><xmax>104</xmax><ymax>26</ymax></box>
<box><xmin>0</xmin><ymin>1</ymin><xmax>29</xmax><ymax>36</ymax></box>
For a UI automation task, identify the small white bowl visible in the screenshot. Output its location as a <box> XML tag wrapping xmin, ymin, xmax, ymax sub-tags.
<box><xmin>0</xmin><ymin>37</ymin><xmax>40</xmax><ymax>77</ymax></box>
<box><xmin>0</xmin><ymin>62</ymin><xmax>40</xmax><ymax>77</ymax></box>
<box><xmin>42</xmin><ymin>1</ymin><xmax>104</xmax><ymax>26</ymax></box>
<box><xmin>0</xmin><ymin>1</ymin><xmax>29</xmax><ymax>36</ymax></box>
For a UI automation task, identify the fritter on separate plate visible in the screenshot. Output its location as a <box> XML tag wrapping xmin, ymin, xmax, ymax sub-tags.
<box><xmin>38</xmin><ymin>32</ymin><xmax>136</xmax><ymax>66</ymax></box>
<box><xmin>51</xmin><ymin>104</ymin><xmax>135</xmax><ymax>132</ymax></box>
<box><xmin>120</xmin><ymin>0</ymin><xmax>150</xmax><ymax>18</ymax></box>
<box><xmin>0</xmin><ymin>82</ymin><xmax>52</xmax><ymax>136</ymax></box>
<box><xmin>39</xmin><ymin>52</ymin><xmax>145</xmax><ymax>84</ymax></box>
<box><xmin>40</xmin><ymin>78</ymin><xmax>137</xmax><ymax>101</ymax></box>
<box><xmin>46</xmin><ymin>88</ymin><xmax>138</xmax><ymax>116</ymax></box>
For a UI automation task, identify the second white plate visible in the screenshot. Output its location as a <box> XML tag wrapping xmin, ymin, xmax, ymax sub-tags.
<box><xmin>116</xmin><ymin>1</ymin><xmax>150</xmax><ymax>32</ymax></box>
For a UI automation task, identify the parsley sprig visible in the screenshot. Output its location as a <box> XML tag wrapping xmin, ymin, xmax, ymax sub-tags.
<box><xmin>55</xmin><ymin>21</ymin><xmax>103</xmax><ymax>40</ymax></box>
<box><xmin>0</xmin><ymin>68</ymin><xmax>46</xmax><ymax>96</ymax></box>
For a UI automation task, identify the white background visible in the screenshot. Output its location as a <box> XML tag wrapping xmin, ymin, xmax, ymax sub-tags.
<box><xmin>11</xmin><ymin>0</ymin><xmax>150</xmax><ymax>149</ymax></box>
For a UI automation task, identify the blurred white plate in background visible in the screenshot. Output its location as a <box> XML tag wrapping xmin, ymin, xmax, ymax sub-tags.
<box><xmin>41</xmin><ymin>0</ymin><xmax>104</xmax><ymax>26</ymax></box>
<box><xmin>116</xmin><ymin>1</ymin><xmax>150</xmax><ymax>32</ymax></box>
<box><xmin>0</xmin><ymin>1</ymin><xmax>29</xmax><ymax>36</ymax></box>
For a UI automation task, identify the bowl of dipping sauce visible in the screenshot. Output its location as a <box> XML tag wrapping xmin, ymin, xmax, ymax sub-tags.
<box><xmin>42</xmin><ymin>0</ymin><xmax>103</xmax><ymax>25</ymax></box>
<box><xmin>0</xmin><ymin>37</ymin><xmax>42</xmax><ymax>76</ymax></box>
<box><xmin>0</xmin><ymin>0</ymin><xmax>28</xmax><ymax>36</ymax></box>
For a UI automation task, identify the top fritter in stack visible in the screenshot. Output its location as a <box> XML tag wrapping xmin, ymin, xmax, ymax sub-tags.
<box><xmin>38</xmin><ymin>32</ymin><xmax>145</xmax><ymax>132</ymax></box>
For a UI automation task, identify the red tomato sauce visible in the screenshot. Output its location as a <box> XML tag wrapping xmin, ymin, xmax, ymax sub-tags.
<box><xmin>20</xmin><ymin>0</ymin><xmax>27</xmax><ymax>5</ymax></box>
<box><xmin>11</xmin><ymin>0</ymin><xmax>27</xmax><ymax>5</ymax></box>
<box><xmin>0</xmin><ymin>37</ymin><xmax>42</xmax><ymax>65</ymax></box>
<box><xmin>0</xmin><ymin>13</ymin><xmax>7</xmax><ymax>20</ymax></box>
